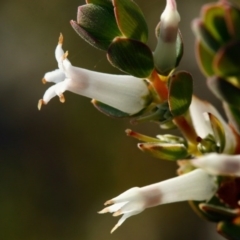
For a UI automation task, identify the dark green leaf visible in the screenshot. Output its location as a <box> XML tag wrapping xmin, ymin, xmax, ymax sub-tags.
<box><xmin>207</xmin><ymin>76</ymin><xmax>240</xmax><ymax>107</ymax></box>
<box><xmin>202</xmin><ymin>4</ymin><xmax>231</xmax><ymax>44</ymax></box>
<box><xmin>228</xmin><ymin>3</ymin><xmax>240</xmax><ymax>39</ymax></box>
<box><xmin>168</xmin><ymin>71</ymin><xmax>193</xmax><ymax>117</ymax></box>
<box><xmin>223</xmin><ymin>103</ymin><xmax>240</xmax><ymax>134</ymax></box>
<box><xmin>86</xmin><ymin>0</ymin><xmax>113</xmax><ymax>9</ymax></box>
<box><xmin>138</xmin><ymin>142</ymin><xmax>188</xmax><ymax>161</ymax></box>
<box><xmin>205</xmin><ymin>112</ymin><xmax>226</xmax><ymax>153</ymax></box>
<box><xmin>113</xmin><ymin>0</ymin><xmax>148</xmax><ymax>42</ymax></box>
<box><xmin>92</xmin><ymin>99</ymin><xmax>130</xmax><ymax>118</ymax></box>
<box><xmin>199</xmin><ymin>203</ymin><xmax>238</xmax><ymax>222</ymax></box>
<box><xmin>189</xmin><ymin>201</ymin><xmax>218</xmax><ymax>222</ymax></box>
<box><xmin>107</xmin><ymin>37</ymin><xmax>154</xmax><ymax>78</ymax></box>
<box><xmin>175</xmin><ymin>31</ymin><xmax>184</xmax><ymax>69</ymax></box>
<box><xmin>192</xmin><ymin>19</ymin><xmax>221</xmax><ymax>53</ymax></box>
<box><xmin>196</xmin><ymin>40</ymin><xmax>215</xmax><ymax>76</ymax></box>
<box><xmin>214</xmin><ymin>40</ymin><xmax>240</xmax><ymax>77</ymax></box>
<box><xmin>73</xmin><ymin>4</ymin><xmax>121</xmax><ymax>50</ymax></box>
<box><xmin>218</xmin><ymin>218</ymin><xmax>240</xmax><ymax>240</ymax></box>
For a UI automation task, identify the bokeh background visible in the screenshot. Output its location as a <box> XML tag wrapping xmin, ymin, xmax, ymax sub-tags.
<box><xmin>0</xmin><ymin>0</ymin><xmax>230</xmax><ymax>239</ymax></box>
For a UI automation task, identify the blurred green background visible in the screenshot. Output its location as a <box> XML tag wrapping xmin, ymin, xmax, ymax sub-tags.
<box><xmin>0</xmin><ymin>0</ymin><xmax>227</xmax><ymax>239</ymax></box>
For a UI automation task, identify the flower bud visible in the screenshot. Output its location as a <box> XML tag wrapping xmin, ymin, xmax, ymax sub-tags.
<box><xmin>153</xmin><ymin>0</ymin><xmax>182</xmax><ymax>75</ymax></box>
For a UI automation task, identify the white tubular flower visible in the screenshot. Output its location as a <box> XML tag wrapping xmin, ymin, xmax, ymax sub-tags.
<box><xmin>191</xmin><ymin>153</ymin><xmax>240</xmax><ymax>177</ymax></box>
<box><xmin>38</xmin><ymin>34</ymin><xmax>152</xmax><ymax>115</ymax></box>
<box><xmin>98</xmin><ymin>169</ymin><xmax>217</xmax><ymax>233</ymax></box>
<box><xmin>153</xmin><ymin>0</ymin><xmax>181</xmax><ymax>74</ymax></box>
<box><xmin>189</xmin><ymin>96</ymin><xmax>236</xmax><ymax>153</ymax></box>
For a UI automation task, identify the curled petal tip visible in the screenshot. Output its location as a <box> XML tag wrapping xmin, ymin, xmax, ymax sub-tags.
<box><xmin>111</xmin><ymin>224</ymin><xmax>120</xmax><ymax>234</ymax></box>
<box><xmin>125</xmin><ymin>129</ymin><xmax>132</xmax><ymax>135</ymax></box>
<box><xmin>59</xmin><ymin>94</ymin><xmax>65</xmax><ymax>103</ymax></box>
<box><xmin>63</xmin><ymin>51</ymin><xmax>68</xmax><ymax>60</ymax></box>
<box><xmin>42</xmin><ymin>78</ymin><xmax>47</xmax><ymax>84</ymax></box>
<box><xmin>98</xmin><ymin>208</ymin><xmax>109</xmax><ymax>214</ymax></box>
<box><xmin>38</xmin><ymin>99</ymin><xmax>46</xmax><ymax>110</ymax></box>
<box><xmin>112</xmin><ymin>210</ymin><xmax>122</xmax><ymax>217</ymax></box>
<box><xmin>138</xmin><ymin>143</ymin><xmax>144</xmax><ymax>149</ymax></box>
<box><xmin>104</xmin><ymin>200</ymin><xmax>114</xmax><ymax>206</ymax></box>
<box><xmin>58</xmin><ymin>33</ymin><xmax>63</xmax><ymax>45</ymax></box>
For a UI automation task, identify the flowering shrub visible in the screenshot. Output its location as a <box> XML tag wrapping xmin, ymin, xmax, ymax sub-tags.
<box><xmin>39</xmin><ymin>0</ymin><xmax>240</xmax><ymax>238</ymax></box>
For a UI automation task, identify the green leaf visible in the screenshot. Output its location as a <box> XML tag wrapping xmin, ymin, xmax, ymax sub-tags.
<box><xmin>218</xmin><ymin>218</ymin><xmax>240</xmax><ymax>240</ymax></box>
<box><xmin>197</xmin><ymin>134</ymin><xmax>218</xmax><ymax>154</ymax></box>
<box><xmin>223</xmin><ymin>103</ymin><xmax>240</xmax><ymax>134</ymax></box>
<box><xmin>196</xmin><ymin>41</ymin><xmax>215</xmax><ymax>76</ymax></box>
<box><xmin>130</xmin><ymin>102</ymin><xmax>173</xmax><ymax>125</ymax></box>
<box><xmin>92</xmin><ymin>99</ymin><xmax>130</xmax><ymax>118</ymax></box>
<box><xmin>156</xmin><ymin>134</ymin><xmax>185</xmax><ymax>144</ymax></box>
<box><xmin>204</xmin><ymin>112</ymin><xmax>226</xmax><ymax>153</ymax></box>
<box><xmin>207</xmin><ymin>77</ymin><xmax>240</xmax><ymax>107</ymax></box>
<box><xmin>228</xmin><ymin>3</ymin><xmax>240</xmax><ymax>39</ymax></box>
<box><xmin>86</xmin><ymin>0</ymin><xmax>113</xmax><ymax>9</ymax></box>
<box><xmin>189</xmin><ymin>200</ymin><xmax>232</xmax><ymax>223</ymax></box>
<box><xmin>199</xmin><ymin>203</ymin><xmax>238</xmax><ymax>222</ymax></box>
<box><xmin>189</xmin><ymin>201</ymin><xmax>216</xmax><ymax>222</ymax></box>
<box><xmin>72</xmin><ymin>4</ymin><xmax>121</xmax><ymax>50</ymax></box>
<box><xmin>113</xmin><ymin>0</ymin><xmax>148</xmax><ymax>42</ymax></box>
<box><xmin>168</xmin><ymin>71</ymin><xmax>193</xmax><ymax>117</ymax></box>
<box><xmin>107</xmin><ymin>37</ymin><xmax>154</xmax><ymax>78</ymax></box>
<box><xmin>175</xmin><ymin>31</ymin><xmax>184</xmax><ymax>69</ymax></box>
<box><xmin>202</xmin><ymin>4</ymin><xmax>231</xmax><ymax>44</ymax></box>
<box><xmin>192</xmin><ymin>19</ymin><xmax>221</xmax><ymax>53</ymax></box>
<box><xmin>214</xmin><ymin>40</ymin><xmax>240</xmax><ymax>77</ymax></box>
<box><xmin>138</xmin><ymin>142</ymin><xmax>188</xmax><ymax>161</ymax></box>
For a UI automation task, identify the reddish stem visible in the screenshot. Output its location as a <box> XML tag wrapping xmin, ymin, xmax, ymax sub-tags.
<box><xmin>173</xmin><ymin>116</ymin><xmax>198</xmax><ymax>145</ymax></box>
<box><xmin>148</xmin><ymin>70</ymin><xmax>168</xmax><ymax>101</ymax></box>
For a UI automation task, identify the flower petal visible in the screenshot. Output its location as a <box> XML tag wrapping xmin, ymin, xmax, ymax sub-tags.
<box><xmin>191</xmin><ymin>153</ymin><xmax>240</xmax><ymax>176</ymax></box>
<box><xmin>55</xmin><ymin>33</ymin><xmax>64</xmax><ymax>62</ymax></box>
<box><xmin>141</xmin><ymin>169</ymin><xmax>217</xmax><ymax>206</ymax></box>
<box><xmin>189</xmin><ymin>96</ymin><xmax>236</xmax><ymax>153</ymax></box>
<box><xmin>110</xmin><ymin>187</ymin><xmax>142</xmax><ymax>204</ymax></box>
<box><xmin>111</xmin><ymin>211</ymin><xmax>142</xmax><ymax>233</ymax></box>
<box><xmin>43</xmin><ymin>69</ymin><xmax>65</xmax><ymax>83</ymax></box>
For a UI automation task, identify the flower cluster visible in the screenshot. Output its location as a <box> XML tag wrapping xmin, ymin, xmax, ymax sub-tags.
<box><xmin>39</xmin><ymin>0</ymin><xmax>240</xmax><ymax>238</ymax></box>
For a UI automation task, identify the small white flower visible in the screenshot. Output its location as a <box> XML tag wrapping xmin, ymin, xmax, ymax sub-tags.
<box><xmin>38</xmin><ymin>34</ymin><xmax>152</xmax><ymax>115</ymax></box>
<box><xmin>99</xmin><ymin>169</ymin><xmax>217</xmax><ymax>233</ymax></box>
<box><xmin>191</xmin><ymin>153</ymin><xmax>240</xmax><ymax>176</ymax></box>
<box><xmin>189</xmin><ymin>96</ymin><xmax>236</xmax><ymax>153</ymax></box>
